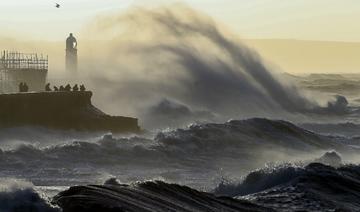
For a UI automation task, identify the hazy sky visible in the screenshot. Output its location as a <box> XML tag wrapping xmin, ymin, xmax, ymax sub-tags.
<box><xmin>1</xmin><ymin>0</ymin><xmax>360</xmax><ymax>42</ymax></box>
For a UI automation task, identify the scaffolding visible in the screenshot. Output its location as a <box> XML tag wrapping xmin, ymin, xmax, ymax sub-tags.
<box><xmin>0</xmin><ymin>50</ymin><xmax>48</xmax><ymax>93</ymax></box>
<box><xmin>0</xmin><ymin>50</ymin><xmax>48</xmax><ymax>70</ymax></box>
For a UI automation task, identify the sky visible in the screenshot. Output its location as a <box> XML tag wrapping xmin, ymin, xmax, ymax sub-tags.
<box><xmin>1</xmin><ymin>0</ymin><xmax>360</xmax><ymax>74</ymax></box>
<box><xmin>1</xmin><ymin>0</ymin><xmax>360</xmax><ymax>42</ymax></box>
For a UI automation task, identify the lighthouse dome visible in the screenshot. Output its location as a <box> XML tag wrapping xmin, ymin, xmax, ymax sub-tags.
<box><xmin>66</xmin><ymin>33</ymin><xmax>77</xmax><ymax>49</ymax></box>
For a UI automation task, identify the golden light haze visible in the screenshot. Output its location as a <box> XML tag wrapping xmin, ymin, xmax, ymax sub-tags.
<box><xmin>1</xmin><ymin>1</ymin><xmax>360</xmax><ymax>74</ymax></box>
<box><xmin>245</xmin><ymin>39</ymin><xmax>360</xmax><ymax>74</ymax></box>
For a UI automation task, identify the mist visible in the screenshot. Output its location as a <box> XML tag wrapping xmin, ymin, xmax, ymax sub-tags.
<box><xmin>80</xmin><ymin>5</ymin><xmax>352</xmax><ymax>129</ymax></box>
<box><xmin>0</xmin><ymin>5</ymin><xmax>351</xmax><ymax>129</ymax></box>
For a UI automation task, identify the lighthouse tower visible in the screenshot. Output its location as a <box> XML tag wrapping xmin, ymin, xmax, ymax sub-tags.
<box><xmin>65</xmin><ymin>33</ymin><xmax>77</xmax><ymax>72</ymax></box>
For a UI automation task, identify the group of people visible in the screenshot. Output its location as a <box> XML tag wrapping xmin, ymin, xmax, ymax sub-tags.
<box><xmin>45</xmin><ymin>83</ymin><xmax>86</xmax><ymax>92</ymax></box>
<box><xmin>18</xmin><ymin>82</ymin><xmax>86</xmax><ymax>93</ymax></box>
<box><xmin>19</xmin><ymin>82</ymin><xmax>29</xmax><ymax>92</ymax></box>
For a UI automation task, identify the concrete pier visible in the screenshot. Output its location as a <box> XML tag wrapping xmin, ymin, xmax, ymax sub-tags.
<box><xmin>0</xmin><ymin>91</ymin><xmax>140</xmax><ymax>133</ymax></box>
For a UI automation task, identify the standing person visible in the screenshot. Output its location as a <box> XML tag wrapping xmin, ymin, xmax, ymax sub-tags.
<box><xmin>45</xmin><ymin>83</ymin><xmax>52</xmax><ymax>91</ymax></box>
<box><xmin>72</xmin><ymin>84</ymin><xmax>79</xmax><ymax>91</ymax></box>
<box><xmin>24</xmin><ymin>83</ymin><xmax>29</xmax><ymax>92</ymax></box>
<box><xmin>80</xmin><ymin>84</ymin><xmax>86</xmax><ymax>91</ymax></box>
<box><xmin>65</xmin><ymin>84</ymin><xmax>71</xmax><ymax>91</ymax></box>
<box><xmin>19</xmin><ymin>82</ymin><xmax>24</xmax><ymax>92</ymax></box>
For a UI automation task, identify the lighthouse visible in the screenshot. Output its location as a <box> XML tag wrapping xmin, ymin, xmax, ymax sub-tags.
<box><xmin>65</xmin><ymin>33</ymin><xmax>78</xmax><ymax>72</ymax></box>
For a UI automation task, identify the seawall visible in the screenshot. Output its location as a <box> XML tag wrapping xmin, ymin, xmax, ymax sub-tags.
<box><xmin>0</xmin><ymin>91</ymin><xmax>140</xmax><ymax>133</ymax></box>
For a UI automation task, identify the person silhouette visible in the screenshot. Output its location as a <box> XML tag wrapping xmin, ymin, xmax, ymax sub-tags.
<box><xmin>23</xmin><ymin>83</ymin><xmax>29</xmax><ymax>92</ymax></box>
<box><xmin>54</xmin><ymin>86</ymin><xmax>59</xmax><ymax>91</ymax></box>
<box><xmin>19</xmin><ymin>82</ymin><xmax>24</xmax><ymax>92</ymax></box>
<box><xmin>80</xmin><ymin>84</ymin><xmax>86</xmax><ymax>91</ymax></box>
<box><xmin>45</xmin><ymin>83</ymin><xmax>51</xmax><ymax>91</ymax></box>
<box><xmin>65</xmin><ymin>84</ymin><xmax>71</xmax><ymax>91</ymax></box>
<box><xmin>59</xmin><ymin>85</ymin><xmax>65</xmax><ymax>91</ymax></box>
<box><xmin>72</xmin><ymin>84</ymin><xmax>79</xmax><ymax>91</ymax></box>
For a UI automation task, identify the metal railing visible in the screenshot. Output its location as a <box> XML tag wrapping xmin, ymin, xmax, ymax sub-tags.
<box><xmin>0</xmin><ymin>50</ymin><xmax>48</xmax><ymax>70</ymax></box>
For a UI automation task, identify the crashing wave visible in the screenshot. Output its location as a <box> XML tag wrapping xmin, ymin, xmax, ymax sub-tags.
<box><xmin>53</xmin><ymin>159</ymin><xmax>360</xmax><ymax>211</ymax></box>
<box><xmin>301</xmin><ymin>122</ymin><xmax>360</xmax><ymax>137</ymax></box>
<box><xmin>155</xmin><ymin>118</ymin><xmax>351</xmax><ymax>153</ymax></box>
<box><xmin>244</xmin><ymin>163</ymin><xmax>360</xmax><ymax>211</ymax></box>
<box><xmin>0</xmin><ymin>179</ymin><xmax>58</xmax><ymax>212</ymax></box>
<box><xmin>214</xmin><ymin>156</ymin><xmax>360</xmax><ymax>211</ymax></box>
<box><xmin>313</xmin><ymin>151</ymin><xmax>342</xmax><ymax>166</ymax></box>
<box><xmin>214</xmin><ymin>163</ymin><xmax>305</xmax><ymax>197</ymax></box>
<box><xmin>1</xmin><ymin>118</ymin><xmax>351</xmax><ymax>166</ymax></box>
<box><xmin>0</xmin><ymin>118</ymin><xmax>357</xmax><ymax>187</ymax></box>
<box><xmin>78</xmin><ymin>5</ymin><xmax>359</xmax><ymax>129</ymax></box>
<box><xmin>53</xmin><ymin>180</ymin><xmax>273</xmax><ymax>212</ymax></box>
<box><xmin>214</xmin><ymin>151</ymin><xmax>343</xmax><ymax>197</ymax></box>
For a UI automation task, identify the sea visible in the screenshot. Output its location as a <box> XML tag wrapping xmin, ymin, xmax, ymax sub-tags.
<box><xmin>3</xmin><ymin>6</ymin><xmax>360</xmax><ymax>211</ymax></box>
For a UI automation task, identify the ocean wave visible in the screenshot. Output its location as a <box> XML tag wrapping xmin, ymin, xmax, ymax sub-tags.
<box><xmin>53</xmin><ymin>180</ymin><xmax>273</xmax><ymax>212</ymax></box>
<box><xmin>248</xmin><ymin>163</ymin><xmax>360</xmax><ymax>211</ymax></box>
<box><xmin>214</xmin><ymin>151</ymin><xmax>343</xmax><ymax>197</ymax></box>
<box><xmin>301</xmin><ymin>122</ymin><xmax>360</xmax><ymax>137</ymax></box>
<box><xmin>1</xmin><ymin>118</ymin><xmax>350</xmax><ymax>166</ymax></box>
<box><xmin>53</xmin><ymin>159</ymin><xmax>360</xmax><ymax>211</ymax></box>
<box><xmin>214</xmin><ymin>156</ymin><xmax>360</xmax><ymax>211</ymax></box>
<box><xmin>0</xmin><ymin>125</ymin><xmax>108</xmax><ymax>149</ymax></box>
<box><xmin>0</xmin><ymin>118</ymin><xmax>357</xmax><ymax>187</ymax></box>
<box><xmin>79</xmin><ymin>5</ymin><xmax>359</xmax><ymax>130</ymax></box>
<box><xmin>214</xmin><ymin>163</ymin><xmax>305</xmax><ymax>197</ymax></box>
<box><xmin>155</xmin><ymin>118</ymin><xmax>351</xmax><ymax>153</ymax></box>
<box><xmin>0</xmin><ymin>178</ymin><xmax>58</xmax><ymax>212</ymax></box>
<box><xmin>0</xmin><ymin>118</ymin><xmax>353</xmax><ymax>151</ymax></box>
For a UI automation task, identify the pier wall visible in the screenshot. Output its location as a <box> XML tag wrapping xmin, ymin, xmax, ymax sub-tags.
<box><xmin>0</xmin><ymin>91</ymin><xmax>140</xmax><ymax>133</ymax></box>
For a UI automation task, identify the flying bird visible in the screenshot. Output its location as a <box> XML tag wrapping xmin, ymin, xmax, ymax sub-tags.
<box><xmin>55</xmin><ymin>3</ymin><xmax>60</xmax><ymax>8</ymax></box>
